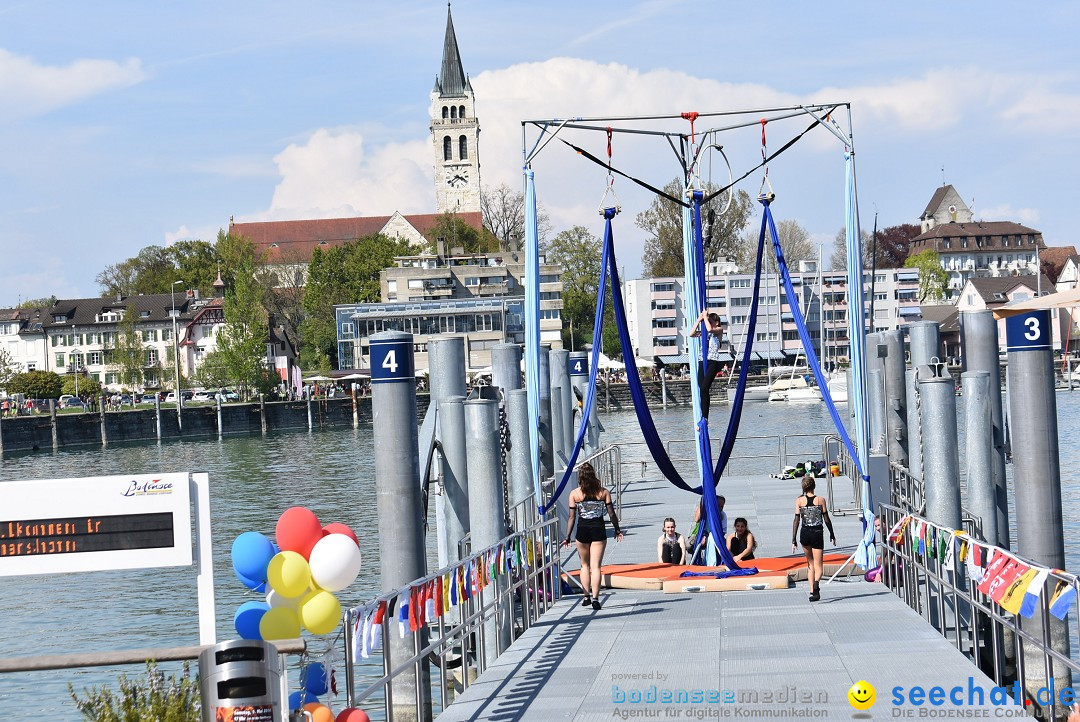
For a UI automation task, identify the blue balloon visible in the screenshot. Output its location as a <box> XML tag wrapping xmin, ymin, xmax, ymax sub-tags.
<box><xmin>303</xmin><ymin>662</ymin><xmax>328</xmax><ymax>695</ymax></box>
<box><xmin>231</xmin><ymin>531</ymin><xmax>276</xmax><ymax>582</ymax></box>
<box><xmin>235</xmin><ymin>569</ymin><xmax>268</xmax><ymax>593</ymax></box>
<box><xmin>233</xmin><ymin>601</ymin><xmax>270</xmax><ymax>640</ymax></box>
<box><xmin>288</xmin><ymin>690</ymin><xmax>319</xmax><ymax>710</ymax></box>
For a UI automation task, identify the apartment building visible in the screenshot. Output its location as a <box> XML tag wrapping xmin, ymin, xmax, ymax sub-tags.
<box><xmin>623</xmin><ymin>266</ymin><xmax>922</xmax><ymax>367</ymax></box>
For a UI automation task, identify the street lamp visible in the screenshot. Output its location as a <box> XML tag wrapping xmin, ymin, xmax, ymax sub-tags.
<box><xmin>172</xmin><ymin>280</ymin><xmax>184</xmax><ymax>429</ymax></box>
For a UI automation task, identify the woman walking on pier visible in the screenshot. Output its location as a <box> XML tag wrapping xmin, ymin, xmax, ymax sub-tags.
<box><xmin>563</xmin><ymin>462</ymin><xmax>624</xmax><ymax>610</ymax></box>
<box><xmin>792</xmin><ymin>477</ymin><xmax>835</xmax><ymax>602</ymax></box>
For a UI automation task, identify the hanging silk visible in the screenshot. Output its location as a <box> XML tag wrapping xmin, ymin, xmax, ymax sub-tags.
<box><xmin>524</xmin><ymin>169</ymin><xmax>543</xmax><ymax>504</ymax></box>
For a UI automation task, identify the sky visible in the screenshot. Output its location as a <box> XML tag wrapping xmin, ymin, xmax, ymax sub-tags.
<box><xmin>1</xmin><ymin>1</ymin><xmax>1078</xmax><ymax>303</ymax></box>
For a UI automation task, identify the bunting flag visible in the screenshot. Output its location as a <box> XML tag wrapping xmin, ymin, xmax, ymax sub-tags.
<box><xmin>369</xmin><ymin>600</ymin><xmax>386</xmax><ymax>653</ymax></box>
<box><xmin>989</xmin><ymin>560</ymin><xmax>1025</xmax><ymax>604</ymax></box>
<box><xmin>1020</xmin><ymin>569</ymin><xmax>1051</xmax><ymax>618</ymax></box>
<box><xmin>977</xmin><ymin>551</ymin><xmax>1009</xmax><ymax>595</ymax></box>
<box><xmin>943</xmin><ymin>536</ymin><xmax>956</xmax><ymax>572</ymax></box>
<box><xmin>967</xmin><ymin>545</ymin><xmax>984</xmax><ymax>583</ymax></box>
<box><xmin>958</xmin><ymin>538</ymin><xmax>969</xmax><ymax>563</ymax></box>
<box><xmin>917</xmin><ymin>522</ymin><xmax>926</xmax><ymax>556</ymax></box>
<box><xmin>408</xmin><ymin>587</ymin><xmax>420</xmax><ymax>632</ymax></box>
<box><xmin>398</xmin><ymin>593</ymin><xmax>410</xmax><ymax>638</ymax></box>
<box><xmin>937</xmin><ymin>531</ymin><xmax>948</xmax><ymax>563</ymax></box>
<box><xmin>1000</xmin><ymin>566</ymin><xmax>1039</xmax><ymax>614</ymax></box>
<box><xmin>1049</xmin><ymin>581</ymin><xmax>1077</xmax><ymax>621</ymax></box>
<box><xmin>528</xmin><ymin>539</ymin><xmax>536</xmax><ymax>568</ymax></box>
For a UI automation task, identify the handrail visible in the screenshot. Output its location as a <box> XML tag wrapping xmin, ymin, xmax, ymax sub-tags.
<box><xmin>879</xmin><ymin>503</ymin><xmax>1080</xmax><ymax>719</ymax></box>
<box><xmin>0</xmin><ymin>639</ymin><xmax>306</xmax><ymax>673</ymax></box>
<box><xmin>342</xmin><ymin>515</ymin><xmax>561</xmax><ymax>719</ymax></box>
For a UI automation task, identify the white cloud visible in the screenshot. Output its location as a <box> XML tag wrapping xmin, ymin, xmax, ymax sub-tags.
<box><xmin>245</xmin><ymin>128</ymin><xmax>433</xmax><ymax>222</ymax></box>
<box><xmin>976</xmin><ymin>204</ymin><xmax>1041</xmax><ymax>225</ymax></box>
<box><xmin>165</xmin><ymin>224</ymin><xmax>220</xmax><ymax>246</ymax></box>
<box><xmin>0</xmin><ymin>48</ymin><xmax>146</xmax><ymax>120</ymax></box>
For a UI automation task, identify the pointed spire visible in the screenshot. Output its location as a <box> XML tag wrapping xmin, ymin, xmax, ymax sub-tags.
<box><xmin>437</xmin><ymin>3</ymin><xmax>468</xmax><ymax>97</ymax></box>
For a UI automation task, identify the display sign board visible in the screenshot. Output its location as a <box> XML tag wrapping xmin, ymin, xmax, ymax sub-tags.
<box><xmin>1005</xmin><ymin>309</ymin><xmax>1053</xmax><ymax>353</ymax></box>
<box><xmin>0</xmin><ymin>472</ymin><xmax>192</xmax><ymax>577</ymax></box>
<box><xmin>370</xmin><ymin>337</ymin><xmax>415</xmax><ymax>384</ymax></box>
<box><xmin>569</xmin><ymin>356</ymin><xmax>589</xmax><ymax>376</ymax></box>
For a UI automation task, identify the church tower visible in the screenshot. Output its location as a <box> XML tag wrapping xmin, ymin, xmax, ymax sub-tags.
<box><xmin>431</xmin><ymin>4</ymin><xmax>481</xmax><ymax>215</ymax></box>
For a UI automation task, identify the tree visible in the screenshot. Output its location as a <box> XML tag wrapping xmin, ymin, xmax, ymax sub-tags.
<box><xmin>95</xmin><ymin>235</ymin><xmax>230</xmax><ymax>299</ymax></box>
<box><xmin>111</xmin><ymin>304</ymin><xmax>145</xmax><ymax>389</ymax></box>
<box><xmin>480</xmin><ymin>183</ymin><xmax>552</xmax><ymax>251</ymax></box>
<box><xmin>0</xmin><ymin>349</ymin><xmax>17</xmax><ymax>390</ymax></box>
<box><xmin>213</xmin><ymin>251</ymin><xmax>270</xmax><ymax>399</ymax></box>
<box><xmin>61</xmin><ymin>374</ymin><xmax>102</xmax><ymax>398</ymax></box>
<box><xmin>8</xmin><ymin>370</ymin><xmax>62</xmax><ymax>398</ymax></box>
<box><xmin>424</xmin><ymin>212</ymin><xmax>498</xmax><ymax>254</ymax></box>
<box><xmin>301</xmin><ymin>233</ymin><xmax>410</xmax><ymax>368</ymax></box>
<box><xmin>254</xmin><ymin>246</ymin><xmax>307</xmax><ymax>359</ymax></box>
<box><xmin>873</xmin><ymin>223</ymin><xmax>920</xmax><ymax>268</ymax></box>
<box><xmin>637</xmin><ymin>179</ymin><xmax>754</xmax><ymax>277</ymax></box>
<box><xmin>545</xmin><ymin>226</ymin><xmax>602</xmax><ymax>350</ymax></box>
<box><xmin>904</xmin><ymin>250</ymin><xmax>949</xmax><ymax>302</ymax></box>
<box><xmin>19</xmin><ymin>295</ymin><xmax>56</xmax><ymax>309</ymax></box>
<box><xmin>830</xmin><ymin>227</ymin><xmax>873</xmax><ymax>271</ymax></box>
<box><xmin>744</xmin><ymin>218</ymin><xmax>816</xmax><ymax>271</ymax></box>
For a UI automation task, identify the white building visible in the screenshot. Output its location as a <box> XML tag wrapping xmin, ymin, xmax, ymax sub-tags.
<box><xmin>0</xmin><ymin>307</ymin><xmax>48</xmax><ymax>375</ymax></box>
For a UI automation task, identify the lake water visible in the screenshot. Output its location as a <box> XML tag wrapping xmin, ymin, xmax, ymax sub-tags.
<box><xmin>2</xmin><ymin>391</ymin><xmax>1079</xmax><ymax>717</ymax></box>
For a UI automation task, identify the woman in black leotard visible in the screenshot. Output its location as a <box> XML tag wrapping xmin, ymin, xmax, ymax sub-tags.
<box><xmin>792</xmin><ymin>477</ymin><xmax>836</xmax><ymax>601</ymax></box>
<box><xmin>563</xmin><ymin>462</ymin><xmax>623</xmax><ymax>610</ymax></box>
<box><xmin>726</xmin><ymin>517</ymin><xmax>757</xmax><ymax>562</ymax></box>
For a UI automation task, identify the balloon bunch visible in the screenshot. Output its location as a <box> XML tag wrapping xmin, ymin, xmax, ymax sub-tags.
<box><xmin>230</xmin><ymin>507</ymin><xmax>363</xmax><ymax>642</ymax></box>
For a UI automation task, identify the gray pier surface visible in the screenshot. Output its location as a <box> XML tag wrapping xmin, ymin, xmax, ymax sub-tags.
<box><xmin>437</xmin><ymin>472</ymin><xmax>1006</xmax><ymax>721</ymax></box>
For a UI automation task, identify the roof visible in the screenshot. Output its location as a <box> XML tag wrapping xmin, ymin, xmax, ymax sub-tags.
<box><xmin>964</xmin><ymin>274</ymin><xmax>1055</xmax><ymax>307</ymax></box>
<box><xmin>910</xmin><ymin>221</ymin><xmax>1045</xmax><ymax>254</ymax></box>
<box><xmin>436</xmin><ymin>5</ymin><xmax>470</xmax><ymax>97</ymax></box>
<box><xmin>919</xmin><ymin>304</ymin><xmax>961</xmax><ymax>333</ymax></box>
<box><xmin>231</xmin><ymin>211</ymin><xmax>484</xmax><ymax>264</ymax></box>
<box><xmin>44</xmin><ymin>294</ymin><xmax>196</xmax><ymax>328</ymax></box>
<box><xmin>1039</xmin><ymin>245</ymin><xmax>1078</xmax><ymax>283</ymax></box>
<box><xmin>993</xmin><ymin>287</ymin><xmax>1080</xmax><ymax>319</ymax></box>
<box><xmin>921</xmin><ymin>184</ymin><xmax>957</xmax><ymax>219</ymax></box>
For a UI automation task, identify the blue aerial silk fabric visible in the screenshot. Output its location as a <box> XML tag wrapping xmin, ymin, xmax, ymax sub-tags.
<box><xmin>524</xmin><ymin>170</ymin><xmax>543</xmax><ymax>503</ymax></box>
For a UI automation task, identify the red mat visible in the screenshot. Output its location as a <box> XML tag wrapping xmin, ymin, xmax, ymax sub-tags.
<box><xmin>568</xmin><ymin>553</ymin><xmax>851</xmax><ymax>582</ymax></box>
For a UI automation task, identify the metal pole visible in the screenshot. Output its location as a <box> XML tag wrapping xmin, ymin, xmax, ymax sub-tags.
<box><xmin>962</xmin><ymin>371</ymin><xmax>995</xmax><ymax>543</ymax></box>
<box><xmin>49</xmin><ymin>399</ymin><xmax>57</xmax><ymax>451</ymax></box>
<box><xmin>464</xmin><ymin>399</ymin><xmax>512</xmax><ymax>662</ymax></box>
<box><xmin>549</xmin><ymin>349</ymin><xmax>573</xmax><ymax>457</ymax></box>
<box><xmin>305</xmin><ymin>390</ymin><xmax>313</xmax><ymax>431</ymax></box>
<box><xmin>215</xmin><ymin>394</ymin><xmax>223</xmax><ymax>439</ymax></box>
<box><xmin>909</xmin><ymin>321</ymin><xmax>942</xmax><ymax>367</ymax></box>
<box><xmin>172</xmin><ymin>282</ymin><xmax>183</xmax><ymax>432</ymax></box>
<box><xmin>351</xmin><ymin>383</ymin><xmax>358</xmax><ymax>429</ymax></box>
<box><xmin>917</xmin><ymin>363</ymin><xmax>961</xmax><ymax>530</ymax></box>
<box><xmin>550</xmin><ymin>385</ymin><xmax>565</xmax><ymax>474</ymax></box>
<box><xmin>1005</xmin><ymin>310</ymin><xmax>1071</xmax><ymax>701</ymax></box>
<box><xmin>506</xmin><ymin>389</ymin><xmax>535</xmax><ymax>527</ymax></box>
<box><xmin>568</xmin><ymin>351</ymin><xmax>589</xmax><ymax>451</ymax></box>
<box><xmin>868</xmin><ymin>368</ymin><xmax>885</xmax><ymax>455</ymax></box>
<box><xmin>258</xmin><ymin>393</ymin><xmax>266</xmax><ymax>434</ymax></box>
<box><xmin>661</xmin><ymin>368</ymin><xmax>668</xmax><ymax>410</ymax></box>
<box><xmin>490</xmin><ymin>343</ymin><xmax>522</xmax><ymax>399</ymax></box>
<box><xmin>905</xmin><ymin>369</ymin><xmax>923</xmax><ymax>483</ymax></box>
<box><xmin>538</xmin><ymin>344</ymin><xmax>554</xmax><ymax>482</ymax></box>
<box><xmin>882</xmin><ymin>330</ymin><xmax>908</xmax><ymax>466</ymax></box>
<box><xmin>154</xmin><ymin>395</ymin><xmax>161</xmax><ymax>441</ymax></box>
<box><xmin>370</xmin><ymin>331</ymin><xmax>430</xmax><ymax>722</ymax></box>
<box><xmin>440</xmin><ymin>397</ymin><xmax>470</xmax><ymax>563</ymax></box>
<box><xmin>428</xmin><ymin>336</ymin><xmax>468</xmax><ymax>570</ymax></box>
<box><xmin>960</xmin><ymin>310</ymin><xmax>1008</xmax><ymax>547</ymax></box>
<box><xmin>99</xmin><ymin>395</ymin><xmax>107</xmax><ymax>447</ymax></box>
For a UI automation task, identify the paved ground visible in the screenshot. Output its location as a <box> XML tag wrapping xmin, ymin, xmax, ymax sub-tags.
<box><xmin>436</xmin><ymin>469</ymin><xmax>1011</xmax><ymax>721</ymax></box>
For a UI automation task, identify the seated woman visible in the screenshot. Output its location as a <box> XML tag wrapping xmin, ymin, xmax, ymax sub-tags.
<box><xmin>656</xmin><ymin>517</ymin><xmax>687</xmax><ymax>565</ymax></box>
<box><xmin>726</xmin><ymin>517</ymin><xmax>757</xmax><ymax>562</ymax></box>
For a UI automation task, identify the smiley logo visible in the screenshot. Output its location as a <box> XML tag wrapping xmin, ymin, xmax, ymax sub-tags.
<box><xmin>848</xmin><ymin>680</ymin><xmax>876</xmax><ymax>710</ymax></box>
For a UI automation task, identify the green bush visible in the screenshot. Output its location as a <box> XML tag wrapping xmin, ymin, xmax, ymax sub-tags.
<box><xmin>68</xmin><ymin>660</ymin><xmax>200</xmax><ymax>722</ymax></box>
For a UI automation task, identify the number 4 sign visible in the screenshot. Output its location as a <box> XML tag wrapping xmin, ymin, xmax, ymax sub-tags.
<box><xmin>1005</xmin><ymin>310</ymin><xmax>1052</xmax><ymax>352</ymax></box>
<box><xmin>370</xmin><ymin>336</ymin><xmax>414</xmax><ymax>383</ymax></box>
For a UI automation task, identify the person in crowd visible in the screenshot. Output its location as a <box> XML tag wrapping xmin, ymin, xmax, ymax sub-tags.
<box><xmin>689</xmin><ymin>310</ymin><xmax>725</xmax><ymax>419</ymax></box>
<box><xmin>562</xmin><ymin>462</ymin><xmax>624</xmax><ymax>610</ymax></box>
<box><xmin>726</xmin><ymin>517</ymin><xmax>757</xmax><ymax>562</ymax></box>
<box><xmin>792</xmin><ymin>477</ymin><xmax>836</xmax><ymax>602</ymax></box>
<box><xmin>657</xmin><ymin>517</ymin><xmax>687</xmax><ymax>565</ymax></box>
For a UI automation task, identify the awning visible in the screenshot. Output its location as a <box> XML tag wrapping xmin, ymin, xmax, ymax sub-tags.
<box><xmin>898</xmin><ymin>306</ymin><xmax>923</xmax><ymax>316</ymax></box>
<box><xmin>658</xmin><ymin>354</ymin><xmax>689</xmax><ymax>364</ymax></box>
<box><xmin>992</xmin><ymin>287</ymin><xmax>1080</xmax><ymax>319</ymax></box>
<box><xmin>754</xmin><ymin>350</ymin><xmax>786</xmax><ymax>361</ymax></box>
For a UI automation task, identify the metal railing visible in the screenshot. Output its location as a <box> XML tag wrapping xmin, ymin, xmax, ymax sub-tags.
<box><xmin>342</xmin><ymin>515</ymin><xmax>561</xmax><ymax>721</ymax></box>
<box><xmin>879</xmin><ymin>503</ymin><xmax>1077</xmax><ymax>720</ymax></box>
<box><xmin>577</xmin><ymin>444</ymin><xmax>624</xmax><ymax>516</ymax></box>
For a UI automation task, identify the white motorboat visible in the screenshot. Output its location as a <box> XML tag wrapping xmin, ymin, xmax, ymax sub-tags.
<box><xmin>826</xmin><ymin>374</ymin><xmax>848</xmax><ymax>403</ymax></box>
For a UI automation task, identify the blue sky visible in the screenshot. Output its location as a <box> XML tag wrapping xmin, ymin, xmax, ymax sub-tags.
<box><xmin>1</xmin><ymin>1</ymin><xmax>1078</xmax><ymax>302</ymax></box>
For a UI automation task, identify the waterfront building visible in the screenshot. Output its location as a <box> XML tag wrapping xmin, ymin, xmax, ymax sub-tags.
<box><xmin>622</xmin><ymin>263</ymin><xmax>921</xmax><ymax>367</ymax></box>
<box><xmin>955</xmin><ymin>274</ymin><xmax>1061</xmax><ymax>353</ymax></box>
<box><xmin>910</xmin><ymin>184</ymin><xmax>1047</xmax><ymax>300</ymax></box>
<box><xmin>1053</xmin><ymin>251</ymin><xmax>1080</xmax><ymax>351</ymax></box>
<box><xmin>0</xmin><ymin>307</ymin><xmax>48</xmax><ymax>374</ymax></box>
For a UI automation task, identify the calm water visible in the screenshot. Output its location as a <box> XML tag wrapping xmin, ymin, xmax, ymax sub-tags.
<box><xmin>2</xmin><ymin>392</ymin><xmax>1079</xmax><ymax>717</ymax></box>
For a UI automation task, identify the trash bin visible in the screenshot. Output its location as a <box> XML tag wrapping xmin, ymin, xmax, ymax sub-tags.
<box><xmin>199</xmin><ymin>638</ymin><xmax>283</xmax><ymax>722</ymax></box>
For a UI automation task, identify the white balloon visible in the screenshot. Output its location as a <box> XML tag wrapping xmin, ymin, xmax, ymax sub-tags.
<box><xmin>308</xmin><ymin>533</ymin><xmax>363</xmax><ymax>592</ymax></box>
<box><xmin>266</xmin><ymin>588</ymin><xmax>303</xmax><ymax>610</ymax></box>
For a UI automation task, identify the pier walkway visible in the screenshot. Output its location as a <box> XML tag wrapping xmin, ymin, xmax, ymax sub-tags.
<box><xmin>436</xmin><ymin>471</ymin><xmax>1009</xmax><ymax>720</ymax></box>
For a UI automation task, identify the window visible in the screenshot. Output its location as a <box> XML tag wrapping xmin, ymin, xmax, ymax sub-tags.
<box><xmin>55</xmin><ymin>353</ymin><xmax>65</xmax><ymax>367</ymax></box>
<box><xmin>450</xmin><ymin>106</ymin><xmax>457</xmax><ymax>119</ymax></box>
<box><xmin>459</xmin><ymin>105</ymin><xmax>465</xmax><ymax>118</ymax></box>
<box><xmin>69</xmin><ymin>352</ymin><xmax>83</xmax><ymax>368</ymax></box>
<box><xmin>1007</xmin><ymin>255</ymin><xmax>1014</xmax><ymax>263</ymax></box>
<box><xmin>731</xmin><ymin>297</ymin><xmax>752</xmax><ymax>307</ymax></box>
<box><xmin>874</xmin><ymin>274</ymin><xmax>886</xmax><ymax>283</ymax></box>
<box><xmin>407</xmin><ymin>279</ymin><xmax>424</xmax><ymax>290</ymax></box>
<box><xmin>475</xmin><ymin>314</ymin><xmax>495</xmax><ymax>331</ymax></box>
<box><xmin>656</xmin><ymin>338</ymin><xmax>677</xmax><ymax>347</ymax></box>
<box><xmin>442</xmin><ymin>106</ymin><xmax>449</xmax><ymax>119</ymax></box>
<box><xmin>943</xmin><ymin>240</ymin><xmax>950</xmax><ymax>249</ymax></box>
<box><xmin>105</xmin><ymin>373</ymin><xmax>119</xmax><ymax>385</ymax></box>
<box><xmin>340</xmin><ymin>322</ymin><xmax>354</xmax><ymax>337</ymax></box>
<box><xmin>162</xmin><ymin>328</ymin><xmax>172</xmax><ymax>342</ymax></box>
<box><xmin>874</xmin><ymin>293</ymin><xmax>887</xmax><ymax>301</ymax></box>
<box><xmin>142</xmin><ymin>329</ymin><xmax>158</xmax><ymax>342</ymax></box>
<box><xmin>140</xmin><ymin>310</ymin><xmax>150</xmax><ymax>318</ymax></box>
<box><xmin>387</xmin><ymin>280</ymin><xmax>397</xmax><ymax>294</ymax></box>
<box><xmin>145</xmin><ymin>349</ymin><xmax>158</xmax><ymax>366</ymax></box>
<box><xmin>443</xmin><ymin>136</ymin><xmax>452</xmax><ymax>161</ymax></box>
<box><xmin>652</xmin><ymin>318</ymin><xmax>677</xmax><ymax>328</ymax></box>
<box><xmin>459</xmin><ymin>136</ymin><xmax>468</xmax><ymax>160</ymax></box>
<box><xmin>967</xmin><ymin>294</ymin><xmax>974</xmax><ymax>306</ymax></box>
<box><xmin>465</xmin><ymin>276</ymin><xmax>480</xmax><ymax>287</ymax></box>
<box><xmin>539</xmin><ymin>309</ymin><xmax>560</xmax><ymax>320</ymax></box>
<box><xmin>539</xmin><ymin>275</ymin><xmax>560</xmax><ymax>284</ymax></box>
<box><xmin>650</xmin><ymin>282</ymin><xmax>675</xmax><ymax>292</ymax></box>
<box><xmin>539</xmin><ymin>291</ymin><xmax>560</xmax><ymax>300</ymax></box>
<box><xmin>88</xmin><ymin>352</ymin><xmax>102</xmax><ymax>366</ymax></box>
<box><xmin>731</xmin><ymin>279</ymin><xmax>752</xmax><ymax>288</ymax></box>
<box><xmin>51</xmin><ymin>335</ymin><xmax>59</xmax><ymax>347</ymax></box>
<box><xmin>874</xmin><ymin>309</ymin><xmax>889</xmax><ymax>319</ymax></box>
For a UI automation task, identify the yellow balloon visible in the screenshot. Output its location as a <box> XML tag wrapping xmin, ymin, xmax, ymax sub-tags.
<box><xmin>259</xmin><ymin>606</ymin><xmax>300</xmax><ymax>640</ymax></box>
<box><xmin>267</xmin><ymin>551</ymin><xmax>311</xmax><ymax>598</ymax></box>
<box><xmin>300</xmin><ymin>590</ymin><xmax>342</xmax><ymax>635</ymax></box>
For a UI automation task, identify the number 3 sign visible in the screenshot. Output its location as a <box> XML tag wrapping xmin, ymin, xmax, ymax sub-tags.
<box><xmin>1005</xmin><ymin>310</ymin><xmax>1052</xmax><ymax>352</ymax></box>
<box><xmin>370</xmin><ymin>336</ymin><xmax>415</xmax><ymax>383</ymax></box>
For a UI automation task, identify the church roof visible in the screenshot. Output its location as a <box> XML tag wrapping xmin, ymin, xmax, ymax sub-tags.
<box><xmin>436</xmin><ymin>5</ymin><xmax>470</xmax><ymax>97</ymax></box>
<box><xmin>921</xmin><ymin>184</ymin><xmax>958</xmax><ymax>219</ymax></box>
<box><xmin>231</xmin><ymin>211</ymin><xmax>484</xmax><ymax>263</ymax></box>
<box><xmin>910</xmin><ymin>221</ymin><xmax>1044</xmax><ymax>254</ymax></box>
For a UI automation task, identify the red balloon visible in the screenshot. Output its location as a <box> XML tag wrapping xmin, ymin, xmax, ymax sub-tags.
<box><xmin>276</xmin><ymin>507</ymin><xmax>322</xmax><ymax>559</ymax></box>
<box><xmin>323</xmin><ymin>522</ymin><xmax>359</xmax><ymax>548</ymax></box>
<box><xmin>337</xmin><ymin>709</ymin><xmax>371</xmax><ymax>722</ymax></box>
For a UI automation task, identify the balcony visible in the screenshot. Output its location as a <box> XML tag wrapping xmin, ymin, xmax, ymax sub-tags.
<box><xmin>652</xmin><ymin>328</ymin><xmax>678</xmax><ymax>339</ymax></box>
<box><xmin>654</xmin><ymin>308</ymin><xmax>677</xmax><ymax>319</ymax></box>
<box><xmin>650</xmin><ymin>290</ymin><xmax>676</xmax><ymax>301</ymax></box>
<box><xmin>477</xmin><ymin>282</ymin><xmax>508</xmax><ymax>295</ymax></box>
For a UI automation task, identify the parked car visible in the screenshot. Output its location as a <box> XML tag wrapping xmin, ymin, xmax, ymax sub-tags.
<box><xmin>58</xmin><ymin>394</ymin><xmax>75</xmax><ymax>407</ymax></box>
<box><xmin>164</xmin><ymin>392</ymin><xmax>177</xmax><ymax>403</ymax></box>
<box><xmin>140</xmin><ymin>394</ymin><xmax>158</xmax><ymax>404</ymax></box>
<box><xmin>216</xmin><ymin>389</ymin><xmax>240</xmax><ymax>402</ymax></box>
<box><xmin>62</xmin><ymin>398</ymin><xmax>86</xmax><ymax>409</ymax></box>
<box><xmin>190</xmin><ymin>391</ymin><xmax>211</xmax><ymax>403</ymax></box>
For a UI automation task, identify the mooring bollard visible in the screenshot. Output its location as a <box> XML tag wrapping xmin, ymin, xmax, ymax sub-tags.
<box><xmin>905</xmin><ymin>369</ymin><xmax>922</xmax><ymax>483</ymax></box>
<box><xmin>506</xmin><ymin>389</ymin><xmax>535</xmax><ymax>530</ymax></box>
<box><xmin>369</xmin><ymin>331</ymin><xmax>430</xmax><ymax>722</ymax></box>
<box><xmin>917</xmin><ymin>363</ymin><xmax>961</xmax><ymax>531</ymax></box>
<box><xmin>962</xmin><ymin>371</ymin><xmax>995</xmax><ymax>543</ymax></box>
<box><xmin>961</xmin><ymin>310</ymin><xmax>1009</xmax><ymax>548</ymax></box>
<box><xmin>549</xmin><ymin>349</ymin><xmax>573</xmax><ymax>458</ymax></box>
<box><xmin>49</xmin><ymin>399</ymin><xmax>57</xmax><ymax>452</ymax></box>
<box><xmin>429</xmin><ymin>335</ymin><xmax>468</xmax><ymax>570</ymax></box>
<box><xmin>538</xmin><ymin>344</ymin><xmax>554</xmax><ymax>482</ymax></box>
<box><xmin>882</xmin><ymin>330</ymin><xmax>908</xmax><ymax>466</ymax></box>
<box><xmin>909</xmin><ymin>320</ymin><xmax>942</xmax><ymax>367</ymax></box>
<box><xmin>154</xmin><ymin>395</ymin><xmax>162</xmax><ymax>441</ymax></box>
<box><xmin>99</xmin><ymin>395</ymin><xmax>108</xmax><ymax>447</ymax></box>
<box><xmin>215</xmin><ymin>394</ymin><xmax>223</xmax><ymax>439</ymax></box>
